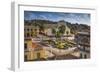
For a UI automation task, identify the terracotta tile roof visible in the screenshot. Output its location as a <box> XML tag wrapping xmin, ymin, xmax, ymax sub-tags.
<box><xmin>32</xmin><ymin>42</ymin><xmax>37</xmax><ymax>49</ymax></box>
<box><xmin>32</xmin><ymin>42</ymin><xmax>43</xmax><ymax>50</ymax></box>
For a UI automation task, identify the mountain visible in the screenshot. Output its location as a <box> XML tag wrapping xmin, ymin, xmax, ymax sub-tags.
<box><xmin>24</xmin><ymin>19</ymin><xmax>90</xmax><ymax>33</ymax></box>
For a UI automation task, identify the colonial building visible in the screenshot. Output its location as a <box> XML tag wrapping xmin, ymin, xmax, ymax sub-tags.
<box><xmin>75</xmin><ymin>32</ymin><xmax>90</xmax><ymax>59</ymax></box>
<box><xmin>24</xmin><ymin>24</ymin><xmax>46</xmax><ymax>61</ymax></box>
<box><xmin>24</xmin><ymin>25</ymin><xmax>40</xmax><ymax>39</ymax></box>
<box><xmin>24</xmin><ymin>25</ymin><xmax>33</xmax><ymax>39</ymax></box>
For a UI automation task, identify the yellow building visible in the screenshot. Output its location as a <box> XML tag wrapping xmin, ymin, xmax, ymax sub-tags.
<box><xmin>24</xmin><ymin>25</ymin><xmax>39</xmax><ymax>38</ymax></box>
<box><xmin>24</xmin><ymin>39</ymin><xmax>47</xmax><ymax>61</ymax></box>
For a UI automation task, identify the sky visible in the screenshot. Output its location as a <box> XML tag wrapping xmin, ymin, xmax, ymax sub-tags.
<box><xmin>24</xmin><ymin>11</ymin><xmax>90</xmax><ymax>25</ymax></box>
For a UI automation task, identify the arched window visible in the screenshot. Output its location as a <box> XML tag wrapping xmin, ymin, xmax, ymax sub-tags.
<box><xmin>66</xmin><ymin>31</ymin><xmax>69</xmax><ymax>35</ymax></box>
<box><xmin>27</xmin><ymin>28</ymin><xmax>29</xmax><ymax>31</ymax></box>
<box><xmin>27</xmin><ymin>33</ymin><xmax>30</xmax><ymax>37</ymax></box>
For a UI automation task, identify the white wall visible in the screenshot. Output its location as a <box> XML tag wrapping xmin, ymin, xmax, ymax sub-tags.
<box><xmin>0</xmin><ymin>0</ymin><xmax>100</xmax><ymax>73</ymax></box>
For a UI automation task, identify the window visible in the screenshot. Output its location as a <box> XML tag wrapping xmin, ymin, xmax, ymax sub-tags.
<box><xmin>83</xmin><ymin>46</ymin><xmax>85</xmax><ymax>51</ymax></box>
<box><xmin>66</xmin><ymin>31</ymin><xmax>69</xmax><ymax>35</ymax></box>
<box><xmin>31</xmin><ymin>29</ymin><xmax>33</xmax><ymax>32</ymax></box>
<box><xmin>37</xmin><ymin>53</ymin><xmax>40</xmax><ymax>59</ymax></box>
<box><xmin>84</xmin><ymin>54</ymin><xmax>87</xmax><ymax>58</ymax></box>
<box><xmin>24</xmin><ymin>43</ymin><xmax>27</xmax><ymax>50</ymax></box>
<box><xmin>80</xmin><ymin>53</ymin><xmax>82</xmax><ymax>58</ymax></box>
<box><xmin>27</xmin><ymin>28</ymin><xmax>29</xmax><ymax>31</ymax></box>
<box><xmin>31</xmin><ymin>33</ymin><xmax>33</xmax><ymax>37</ymax></box>
<box><xmin>27</xmin><ymin>33</ymin><xmax>30</xmax><ymax>37</ymax></box>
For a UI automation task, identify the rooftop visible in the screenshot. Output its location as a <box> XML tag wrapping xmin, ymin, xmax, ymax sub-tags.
<box><xmin>77</xmin><ymin>32</ymin><xmax>90</xmax><ymax>36</ymax></box>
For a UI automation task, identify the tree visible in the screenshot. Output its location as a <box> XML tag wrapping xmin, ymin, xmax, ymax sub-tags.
<box><xmin>39</xmin><ymin>24</ymin><xmax>45</xmax><ymax>34</ymax></box>
<box><xmin>52</xmin><ymin>28</ymin><xmax>60</xmax><ymax>40</ymax></box>
<box><xmin>52</xmin><ymin>28</ymin><xmax>56</xmax><ymax>35</ymax></box>
<box><xmin>58</xmin><ymin>25</ymin><xmax>66</xmax><ymax>35</ymax></box>
<box><xmin>32</xmin><ymin>21</ymin><xmax>39</xmax><ymax>37</ymax></box>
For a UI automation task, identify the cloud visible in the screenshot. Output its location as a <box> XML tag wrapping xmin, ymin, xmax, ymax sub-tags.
<box><xmin>24</xmin><ymin>11</ymin><xmax>90</xmax><ymax>25</ymax></box>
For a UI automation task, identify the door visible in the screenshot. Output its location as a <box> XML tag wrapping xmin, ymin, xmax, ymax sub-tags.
<box><xmin>24</xmin><ymin>55</ymin><xmax>27</xmax><ymax>61</ymax></box>
<box><xmin>37</xmin><ymin>52</ymin><xmax>40</xmax><ymax>59</ymax></box>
